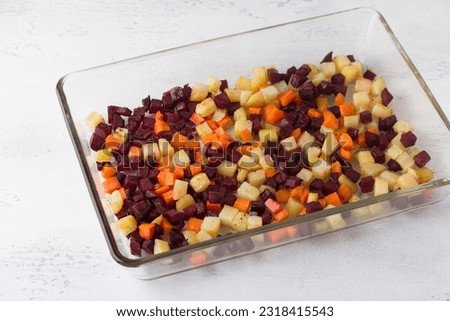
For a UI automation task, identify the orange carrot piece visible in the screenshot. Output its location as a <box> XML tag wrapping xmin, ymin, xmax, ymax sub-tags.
<box><xmin>118</xmin><ymin>187</ymin><xmax>127</xmax><ymax>200</ymax></box>
<box><xmin>265</xmin><ymin>167</ymin><xmax>277</xmax><ymax>178</ymax></box>
<box><xmin>357</xmin><ymin>132</ymin><xmax>366</xmax><ymax>147</ymax></box>
<box><xmin>128</xmin><ymin>146</ymin><xmax>141</xmax><ymax>158</ymax></box>
<box><xmin>339</xmin><ymin>148</ymin><xmax>353</xmax><ymax>161</ymax></box>
<box><xmin>265</xmin><ymin>198</ymin><xmax>282</xmax><ymax>214</ymax></box>
<box><xmin>217</xmin><ymin>116</ymin><xmax>232</xmax><ymax>129</ymax></box>
<box><xmin>307</xmin><ymin>108</ymin><xmax>321</xmax><ymax>119</ymax></box>
<box><xmin>189</xmin><ymin>252</ymin><xmax>207</xmax><ymax>266</ymax></box>
<box><xmin>240</xmin><ymin>128</ymin><xmax>253</xmax><ymax>142</ymax></box>
<box><xmin>330</xmin><ymin>161</ymin><xmax>342</xmax><ymax>176</ymax></box>
<box><xmin>290</xmin><ymin>186</ymin><xmax>305</xmax><ymax>199</ymax></box>
<box><xmin>214</xmin><ymin>126</ymin><xmax>227</xmax><ymax>137</ymax></box>
<box><xmin>206</xmin><ymin>201</ymin><xmax>221</xmax><ymax>214</ymax></box>
<box><xmin>318</xmin><ymin>199</ymin><xmax>327</xmax><ymax>209</ymax></box>
<box><xmin>138</xmin><ymin>223</ymin><xmax>155</xmax><ymax>240</ymax></box>
<box><xmin>155</xmin><ymin>110</ymin><xmax>164</xmax><ymax>121</ymax></box>
<box><xmin>323</xmin><ymin>109</ymin><xmax>339</xmax><ymax>129</ymax></box>
<box><xmin>316</xmin><ymin>96</ymin><xmax>328</xmax><ymax>111</ymax></box>
<box><xmin>154</xmin><ymin>185</ymin><xmax>170</xmax><ymax>195</ymax></box>
<box><xmin>186</xmin><ymin>217</ymin><xmax>203</xmax><ymax>233</ymax></box>
<box><xmin>102</xmin><ymin>176</ymin><xmax>121</xmax><ymax>194</ymax></box>
<box><xmin>190</xmin><ymin>163</ymin><xmax>202</xmax><ymax>176</ymax></box>
<box><xmin>173</xmin><ymin>166</ymin><xmax>184</xmax><ymax>180</ymax></box>
<box><xmin>263</xmin><ymin>103</ymin><xmax>285</xmax><ymax>125</ymax></box>
<box><xmin>324</xmin><ymin>192</ymin><xmax>342</xmax><ymax>207</ymax></box>
<box><xmin>266</xmin><ymin>228</ymin><xmax>287</xmax><ymax>243</ymax></box>
<box><xmin>339</xmin><ymin>132</ymin><xmax>355</xmax><ymax>150</ymax></box>
<box><xmin>104</xmin><ymin>134</ymin><xmax>121</xmax><ymax>150</ymax></box>
<box><xmin>273</xmin><ymin>209</ymin><xmax>289</xmax><ymax>222</ymax></box>
<box><xmin>248</xmin><ymin>107</ymin><xmax>262</xmax><ymax>115</ymax></box>
<box><xmin>206</xmin><ymin>120</ymin><xmax>218</xmax><ymax>131</ymax></box>
<box><xmin>101</xmin><ymin>165</ymin><xmax>116</xmax><ymax>178</ymax></box>
<box><xmin>202</xmin><ymin>133</ymin><xmax>219</xmax><ymax>145</ymax></box>
<box><xmin>162</xmin><ymin>189</ymin><xmax>174</xmax><ymax>205</ymax></box>
<box><xmin>233</xmin><ymin>198</ymin><xmax>251</xmax><ymax>213</ymax></box>
<box><xmin>291</xmin><ymin>128</ymin><xmax>302</xmax><ymax>140</ymax></box>
<box><xmin>339</xmin><ymin>103</ymin><xmax>355</xmax><ymax>116</ymax></box>
<box><xmin>367</xmin><ymin>127</ymin><xmax>380</xmax><ymax>135</ymax></box>
<box><xmin>153</xmin><ymin>120</ymin><xmax>170</xmax><ymax>135</ymax></box>
<box><xmin>299</xmin><ymin>188</ymin><xmax>309</xmax><ymax>205</ymax></box>
<box><xmin>189</xmin><ymin>113</ymin><xmax>205</xmax><ymax>125</ymax></box>
<box><xmin>276</xmin><ymin>189</ymin><xmax>291</xmax><ymax>203</ymax></box>
<box><xmin>161</xmin><ymin>217</ymin><xmax>172</xmax><ymax>236</ymax></box>
<box><xmin>294</xmin><ymin>95</ymin><xmax>303</xmax><ymax>106</ymax></box>
<box><xmin>279</xmin><ymin>89</ymin><xmax>295</xmax><ymax>107</ymax></box>
<box><xmin>337</xmin><ymin>183</ymin><xmax>353</xmax><ymax>203</ymax></box>
<box><xmin>334</xmin><ymin>92</ymin><xmax>345</xmax><ymax>106</ymax></box>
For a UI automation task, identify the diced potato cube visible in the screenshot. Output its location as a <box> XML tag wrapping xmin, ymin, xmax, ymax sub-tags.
<box><xmin>307</xmin><ymin>192</ymin><xmax>319</xmax><ymax>203</ymax></box>
<box><xmin>240</xmin><ymin>90</ymin><xmax>252</xmax><ymax>106</ymax></box>
<box><xmin>116</xmin><ymin>215</ymin><xmax>137</xmax><ymax>236</ymax></box>
<box><xmin>389</xmin><ymin>133</ymin><xmax>406</xmax><ymax>150</ymax></box>
<box><xmin>235</xmin><ymin>76</ymin><xmax>252</xmax><ymax>91</ymax></box>
<box><xmin>142</xmin><ymin>142</ymin><xmax>161</xmax><ymax>161</ymax></box>
<box><xmin>106</xmin><ymin>190</ymin><xmax>123</xmax><ymax>214</ymax></box>
<box><xmin>190</xmin><ymin>83</ymin><xmax>209</xmax><ymax>102</ymax></box>
<box><xmin>386</xmin><ymin>145</ymin><xmax>404</xmax><ymax>160</ymax></box>
<box><xmin>307</xmin><ymin>146</ymin><xmax>321</xmax><ymax>165</ymax></box>
<box><xmin>173</xmin><ymin>149</ymin><xmax>190</xmax><ymax>169</ymax></box>
<box><xmin>238</xmin><ymin>155</ymin><xmax>261</xmax><ymax>171</ymax></box>
<box><xmin>245</xmin><ymin>91</ymin><xmax>265</xmax><ymax>107</ymax></box>
<box><xmin>285</xmin><ymin>197</ymin><xmax>304</xmax><ymax>217</ymax></box>
<box><xmin>176</xmin><ymin>194</ymin><xmax>195</xmax><ymax>212</ymax></box>
<box><xmin>371</xmin><ymin>102</ymin><xmax>393</xmax><ymax>119</ymax></box>
<box><xmin>235</xmin><ymin>120</ymin><xmax>253</xmax><ymax>139</ymax></box>
<box><xmin>260</xmin><ymin>154</ymin><xmax>274</xmax><ymax>170</ymax></box>
<box><xmin>307</xmin><ymin>63</ymin><xmax>320</xmax><ymax>77</ymax></box>
<box><xmin>396</xmin><ymin>152</ymin><xmax>415</xmax><ymax>170</ymax></box>
<box><xmin>211</xmin><ymin>108</ymin><xmax>227</xmax><ymax>122</ymax></box>
<box><xmin>233</xmin><ymin>107</ymin><xmax>247</xmax><ymax>122</ymax></box>
<box><xmin>379</xmin><ymin>170</ymin><xmax>400</xmax><ymax>191</ymax></box>
<box><xmin>173</xmin><ymin>179</ymin><xmax>189</xmax><ymax>201</ymax></box>
<box><xmin>325</xmin><ymin>214</ymin><xmax>347</xmax><ymax>229</ymax></box>
<box><xmin>341</xmin><ymin>65</ymin><xmax>359</xmax><ymax>83</ymax></box>
<box><xmin>353</xmin><ymin>91</ymin><xmax>371</xmax><ymax>109</ymax></box>
<box><xmin>196</xmin><ymin>97</ymin><xmax>217</xmax><ymax>117</ymax></box>
<box><xmin>393</xmin><ymin>119</ymin><xmax>413</xmax><ymax>134</ymax></box>
<box><xmin>237</xmin><ymin>181</ymin><xmax>260</xmax><ymax>201</ymax></box>
<box><xmin>95</xmin><ymin>149</ymin><xmax>112</xmax><ymax>162</ymax></box>
<box><xmin>237</xmin><ymin>168</ymin><xmax>249</xmax><ymax>183</ymax></box>
<box><xmin>333</xmin><ymin>55</ymin><xmax>351</xmax><ymax>72</ymax></box>
<box><xmin>370</xmin><ymin>78</ymin><xmax>385</xmax><ymax>97</ymax></box>
<box><xmin>252</xmin><ymin>66</ymin><xmax>269</xmax><ymax>84</ymax></box>
<box><xmin>85</xmin><ymin>111</ymin><xmax>105</xmax><ymax>131</ymax></box>
<box><xmin>219</xmin><ymin>205</ymin><xmax>239</xmax><ymax>227</ymax></box>
<box><xmin>312</xmin><ymin>161</ymin><xmax>331</xmax><ymax>180</ymax></box>
<box><xmin>351</xmin><ymin>62</ymin><xmax>363</xmax><ymax>77</ymax></box>
<box><xmin>154</xmin><ymin>239</ymin><xmax>171</xmax><ymax>254</ymax></box>
<box><xmin>343</xmin><ymin>115</ymin><xmax>359</xmax><ymax>128</ymax></box>
<box><xmin>322</xmin><ymin>132</ymin><xmax>339</xmax><ymax>156</ymax></box>
<box><xmin>196</xmin><ymin>230</ymin><xmax>213</xmax><ymax>242</ymax></box>
<box><xmin>217</xmin><ymin>160</ymin><xmax>238</xmax><ymax>177</ymax></box>
<box><xmin>247</xmin><ymin>169</ymin><xmax>266</xmax><ymax>188</ymax></box>
<box><xmin>260</xmin><ymin>85</ymin><xmax>279</xmax><ymax>103</ymax></box>
<box><xmin>247</xmin><ymin>215</ymin><xmax>263</xmax><ymax>229</ymax></box>
<box><xmin>374</xmin><ymin>177</ymin><xmax>389</xmax><ymax>196</ymax></box>
<box><xmin>416</xmin><ymin>167</ymin><xmax>434</xmax><ymax>184</ymax></box>
<box><xmin>225</xmin><ymin>88</ymin><xmax>242</xmax><ymax>103</ymax></box>
<box><xmin>201</xmin><ymin>216</ymin><xmax>221</xmax><ymax>237</ymax></box>
<box><xmin>158</xmin><ymin>138</ymin><xmax>174</xmax><ymax>157</ymax></box>
<box><xmin>272</xmin><ymin>80</ymin><xmax>289</xmax><ymax>94</ymax></box>
<box><xmin>206</xmin><ymin>75</ymin><xmax>221</xmax><ymax>93</ymax></box>
<box><xmin>338</xmin><ymin>174</ymin><xmax>358</xmax><ymax>193</ymax></box>
<box><xmin>189</xmin><ymin>173</ymin><xmax>211</xmax><ymax>193</ymax></box>
<box><xmin>113</xmin><ymin>127</ymin><xmax>128</xmax><ymax>143</ymax></box>
<box><xmin>360</xmin><ymin>163</ymin><xmax>386</xmax><ymax>177</ymax></box>
<box><xmin>183</xmin><ymin>230</ymin><xmax>199</xmax><ymax>245</ymax></box>
<box><xmin>280</xmin><ymin>136</ymin><xmax>298</xmax><ymax>152</ymax></box>
<box><xmin>297</xmin><ymin>168</ymin><xmax>314</xmax><ymax>185</ymax></box>
<box><xmin>357</xmin><ymin>150</ymin><xmax>375</xmax><ymax>165</ymax></box>
<box><xmin>195</xmin><ymin>122</ymin><xmax>213</xmax><ymax>138</ymax></box>
<box><xmin>232</xmin><ymin>212</ymin><xmax>249</xmax><ymax>231</ymax></box>
<box><xmin>259</xmin><ymin>128</ymin><xmax>278</xmax><ymax>143</ymax></box>
<box><xmin>321</xmin><ymin>61</ymin><xmax>336</xmax><ymax>77</ymax></box>
<box><xmin>354</xmin><ymin>78</ymin><xmax>372</xmax><ymax>93</ymax></box>
<box><xmin>311</xmin><ymin>72</ymin><xmax>325</xmax><ymax>86</ymax></box>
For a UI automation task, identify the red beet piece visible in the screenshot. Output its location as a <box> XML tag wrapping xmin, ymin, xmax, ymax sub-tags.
<box><xmin>414</xmin><ymin>150</ymin><xmax>431</xmax><ymax>168</ymax></box>
<box><xmin>223</xmin><ymin>193</ymin><xmax>237</xmax><ymax>207</ymax></box>
<box><xmin>347</xmin><ymin>54</ymin><xmax>355</xmax><ymax>62</ymax></box>
<box><xmin>318</xmin><ymin>81</ymin><xmax>335</xmax><ymax>95</ymax></box>
<box><xmin>331</xmin><ymin>73</ymin><xmax>345</xmax><ymax>85</ymax></box>
<box><xmin>400</xmin><ymin>131</ymin><xmax>417</xmax><ymax>147</ymax></box>
<box><xmin>333</xmin><ymin>84</ymin><xmax>347</xmax><ymax>96</ymax></box>
<box><xmin>163</xmin><ymin>209</ymin><xmax>184</xmax><ymax>225</ymax></box>
<box><xmin>381</xmin><ymin>88</ymin><xmax>393</xmax><ymax>106</ymax></box>
<box><xmin>219</xmin><ymin>79</ymin><xmax>228</xmax><ymax>92</ymax></box>
<box><xmin>359</xmin><ymin>176</ymin><xmax>375</xmax><ymax>193</ymax></box>
<box><xmin>359</xmin><ymin>110</ymin><xmax>372</xmax><ymax>124</ymax></box>
<box><xmin>148</xmin><ymin>99</ymin><xmax>162</xmax><ymax>114</ymax></box>
<box><xmin>89</xmin><ymin>133</ymin><xmax>104</xmax><ymax>151</ymax></box>
<box><xmin>95</xmin><ymin>122</ymin><xmax>112</xmax><ymax>139</ymax></box>
<box><xmin>306</xmin><ymin>201</ymin><xmax>323</xmax><ymax>213</ymax></box>
<box><xmin>213</xmin><ymin>91</ymin><xmax>230</xmax><ymax>109</ymax></box>
<box><xmin>371</xmin><ymin>146</ymin><xmax>386</xmax><ymax>164</ymax></box>
<box><xmin>321</xmin><ymin>51</ymin><xmax>333</xmax><ymax>63</ymax></box>
<box><xmin>267</xmin><ymin>68</ymin><xmax>282</xmax><ymax>84</ymax></box>
<box><xmin>328</xmin><ymin>105</ymin><xmax>341</xmax><ymax>118</ymax></box>
<box><xmin>261</xmin><ymin>210</ymin><xmax>273</xmax><ymax>225</ymax></box>
<box><xmin>343</xmin><ymin>167</ymin><xmax>361</xmax><ymax>183</ymax></box>
<box><xmin>363</xmin><ymin>69</ymin><xmax>377</xmax><ymax>80</ymax></box>
<box><xmin>365</xmin><ymin>131</ymin><xmax>379</xmax><ymax>147</ymax></box>
<box><xmin>387</xmin><ymin>159</ymin><xmax>402</xmax><ymax>172</ymax></box>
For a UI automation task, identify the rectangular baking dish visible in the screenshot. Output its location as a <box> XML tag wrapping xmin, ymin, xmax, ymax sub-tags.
<box><xmin>57</xmin><ymin>7</ymin><xmax>450</xmax><ymax>279</ymax></box>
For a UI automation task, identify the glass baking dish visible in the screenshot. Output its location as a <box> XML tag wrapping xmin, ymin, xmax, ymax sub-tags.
<box><xmin>57</xmin><ymin>7</ymin><xmax>450</xmax><ymax>280</ymax></box>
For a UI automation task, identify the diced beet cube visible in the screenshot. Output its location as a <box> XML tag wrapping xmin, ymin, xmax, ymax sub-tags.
<box><xmin>333</xmin><ymin>84</ymin><xmax>347</xmax><ymax>96</ymax></box>
<box><xmin>250</xmin><ymin>201</ymin><xmax>265</xmax><ymax>214</ymax></box>
<box><xmin>310</xmin><ymin>117</ymin><xmax>324</xmax><ymax>132</ymax></box>
<box><xmin>196</xmin><ymin>201</ymin><xmax>205</xmax><ymax>215</ymax></box>
<box><xmin>213</xmin><ymin>91</ymin><xmax>230</xmax><ymax>109</ymax></box>
<box><xmin>363</xmin><ymin>69</ymin><xmax>377</xmax><ymax>80</ymax></box>
<box><xmin>182</xmin><ymin>84</ymin><xmax>192</xmax><ymax>98</ymax></box>
<box><xmin>137</xmin><ymin>166</ymin><xmax>149</xmax><ymax>178</ymax></box>
<box><xmin>95</xmin><ymin>122</ymin><xmax>112</xmax><ymax>139</ymax></box>
<box><xmin>222</xmin><ymin>176</ymin><xmax>238</xmax><ymax>190</ymax></box>
<box><xmin>383</xmin><ymin>115</ymin><xmax>397</xmax><ymax>130</ymax></box>
<box><xmin>385</xmin><ymin>130</ymin><xmax>397</xmax><ymax>142</ymax></box>
<box><xmin>261</xmin><ymin>210</ymin><xmax>273</xmax><ymax>225</ymax></box>
<box><xmin>123</xmin><ymin>175</ymin><xmax>139</xmax><ymax>190</ymax></box>
<box><xmin>414</xmin><ymin>150</ymin><xmax>431</xmax><ymax>168</ymax></box>
<box><xmin>203</xmin><ymin>166</ymin><xmax>217</xmax><ymax>180</ymax></box>
<box><xmin>131</xmin><ymin>191</ymin><xmax>145</xmax><ymax>203</ymax></box>
<box><xmin>169</xmin><ymin>231</ymin><xmax>186</xmax><ymax>249</ymax></box>
<box><xmin>182</xmin><ymin>204</ymin><xmax>197</xmax><ymax>220</ymax></box>
<box><xmin>359</xmin><ymin>110</ymin><xmax>372</xmax><ymax>124</ymax></box>
<box><xmin>331</xmin><ymin>73</ymin><xmax>345</xmax><ymax>85</ymax></box>
<box><xmin>297</xmin><ymin>64</ymin><xmax>312</xmax><ymax>77</ymax></box>
<box><xmin>89</xmin><ymin>133</ymin><xmax>104</xmax><ymax>151</ymax></box>
<box><xmin>251</xmin><ymin>116</ymin><xmax>263</xmax><ymax>134</ymax></box>
<box><xmin>130</xmin><ymin>240</ymin><xmax>141</xmax><ymax>257</ymax></box>
<box><xmin>299</xmin><ymin>81</ymin><xmax>317</xmax><ymax>101</ymax></box>
<box><xmin>226</xmin><ymin>102</ymin><xmax>240</xmax><ymax>116</ymax></box>
<box><xmin>321</xmin><ymin>51</ymin><xmax>333</xmax><ymax>63</ymax></box>
<box><xmin>130</xmin><ymin>200</ymin><xmax>150</xmax><ymax>221</ymax></box>
<box><xmin>318</xmin><ymin>81</ymin><xmax>335</xmax><ymax>95</ymax></box>
<box><xmin>284</xmin><ymin>176</ymin><xmax>302</xmax><ymax>188</ymax></box>
<box><xmin>381</xmin><ymin>88</ymin><xmax>393</xmax><ymax>106</ymax></box>
<box><xmin>138</xmin><ymin>177</ymin><xmax>153</xmax><ymax>193</ymax></box>
<box><xmin>223</xmin><ymin>193</ymin><xmax>237</xmax><ymax>207</ymax></box>
<box><xmin>329</xmin><ymin>172</ymin><xmax>339</xmax><ymax>183</ymax></box>
<box><xmin>306</xmin><ymin>201</ymin><xmax>323</xmax><ymax>213</ymax></box>
<box><xmin>208</xmin><ymin>185</ymin><xmax>225</xmax><ymax>203</ymax></box>
<box><xmin>133</xmin><ymin>106</ymin><xmax>146</xmax><ymax>117</ymax></box>
<box><xmin>343</xmin><ymin>167</ymin><xmax>361</xmax><ymax>183</ymax></box>
<box><xmin>322</xmin><ymin>180</ymin><xmax>339</xmax><ymax>195</ymax></box>
<box><xmin>359</xmin><ymin>176</ymin><xmax>375</xmax><ymax>193</ymax></box>
<box><xmin>133</xmin><ymin>127</ymin><xmax>152</xmax><ymax>140</ymax></box>
<box><xmin>142</xmin><ymin>240</ymin><xmax>154</xmax><ymax>255</ymax></box>
<box><xmin>142</xmin><ymin>95</ymin><xmax>151</xmax><ymax>109</ymax></box>
<box><xmin>148</xmin><ymin>169</ymin><xmax>159</xmax><ymax>183</ymax></box>
<box><xmin>365</xmin><ymin>131</ymin><xmax>379</xmax><ymax>147</ymax></box>
<box><xmin>115</xmin><ymin>210</ymin><xmax>128</xmax><ymax>220</ymax></box>
<box><xmin>347</xmin><ymin>54</ymin><xmax>355</xmax><ymax>62</ymax></box>
<box><xmin>163</xmin><ymin>209</ymin><xmax>184</xmax><ymax>225</ymax></box>
<box><xmin>289</xmin><ymin>73</ymin><xmax>308</xmax><ymax>88</ymax></box>
<box><xmin>286</xmin><ymin>66</ymin><xmax>297</xmax><ymax>78</ymax></box>
<box><xmin>347</xmin><ymin>127</ymin><xmax>359</xmax><ymax>141</ymax></box>
<box><xmin>312</xmin><ymin>131</ymin><xmax>325</xmax><ymax>145</ymax></box>
<box><xmin>148</xmin><ymin>99</ymin><xmax>162</xmax><ymax>114</ymax></box>
<box><xmin>310</xmin><ymin>178</ymin><xmax>324</xmax><ymax>190</ymax></box>
<box><xmin>227</xmin><ymin>149</ymin><xmax>243</xmax><ymax>163</ymax></box>
<box><xmin>371</xmin><ymin>146</ymin><xmax>386</xmax><ymax>164</ymax></box>
<box><xmin>260</xmin><ymin>188</ymin><xmax>276</xmax><ymax>202</ymax></box>
<box><xmin>107</xmin><ymin>106</ymin><xmax>132</xmax><ymax>122</ymax></box>
<box><xmin>112</xmin><ymin>114</ymin><xmax>125</xmax><ymax>129</ymax></box>
<box><xmin>400</xmin><ymin>131</ymin><xmax>417</xmax><ymax>147</ymax></box>
<box><xmin>327</xmin><ymin>105</ymin><xmax>341</xmax><ymax>119</ymax></box>
<box><xmin>378</xmin><ymin>133</ymin><xmax>389</xmax><ymax>151</ymax></box>
<box><xmin>387</xmin><ymin>159</ymin><xmax>402</xmax><ymax>172</ymax></box>
<box><xmin>267</xmin><ymin>68</ymin><xmax>282</xmax><ymax>84</ymax></box>
<box><xmin>219</xmin><ymin>79</ymin><xmax>228</xmax><ymax>91</ymax></box>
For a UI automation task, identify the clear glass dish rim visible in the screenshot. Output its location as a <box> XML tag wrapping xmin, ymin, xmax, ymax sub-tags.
<box><xmin>56</xmin><ymin>6</ymin><xmax>450</xmax><ymax>268</ymax></box>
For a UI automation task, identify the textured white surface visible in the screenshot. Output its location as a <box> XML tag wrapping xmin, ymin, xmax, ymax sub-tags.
<box><xmin>0</xmin><ymin>0</ymin><xmax>449</xmax><ymax>300</ymax></box>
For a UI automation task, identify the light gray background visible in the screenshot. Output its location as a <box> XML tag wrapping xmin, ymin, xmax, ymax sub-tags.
<box><xmin>1</xmin><ymin>0</ymin><xmax>449</xmax><ymax>300</ymax></box>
